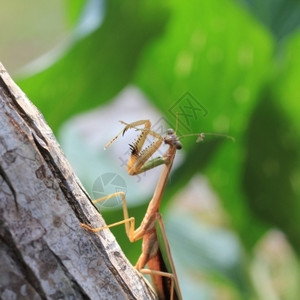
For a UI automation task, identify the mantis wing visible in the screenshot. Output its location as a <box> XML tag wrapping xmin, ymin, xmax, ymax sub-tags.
<box><xmin>155</xmin><ymin>213</ymin><xmax>183</xmax><ymax>300</ymax></box>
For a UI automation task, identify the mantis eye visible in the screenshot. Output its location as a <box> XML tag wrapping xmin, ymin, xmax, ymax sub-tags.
<box><xmin>175</xmin><ymin>141</ymin><xmax>182</xmax><ymax>150</ymax></box>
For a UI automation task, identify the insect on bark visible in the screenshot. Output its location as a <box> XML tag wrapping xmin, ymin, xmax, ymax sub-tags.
<box><xmin>82</xmin><ymin>120</ymin><xmax>232</xmax><ymax>299</ymax></box>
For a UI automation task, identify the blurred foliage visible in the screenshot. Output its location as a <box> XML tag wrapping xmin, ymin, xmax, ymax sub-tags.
<box><xmin>19</xmin><ymin>0</ymin><xmax>170</xmax><ymax>133</ymax></box>
<box><xmin>7</xmin><ymin>0</ymin><xmax>300</xmax><ymax>298</ymax></box>
<box><xmin>65</xmin><ymin>0</ymin><xmax>87</xmax><ymax>26</ymax></box>
<box><xmin>239</xmin><ymin>0</ymin><xmax>300</xmax><ymax>41</ymax></box>
<box><xmin>243</xmin><ymin>91</ymin><xmax>300</xmax><ymax>253</ymax></box>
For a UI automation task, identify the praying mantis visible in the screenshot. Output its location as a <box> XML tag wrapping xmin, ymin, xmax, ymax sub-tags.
<box><xmin>81</xmin><ymin>119</ymin><xmax>205</xmax><ymax>300</ymax></box>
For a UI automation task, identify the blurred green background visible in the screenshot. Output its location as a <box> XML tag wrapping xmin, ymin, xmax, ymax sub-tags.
<box><xmin>2</xmin><ymin>0</ymin><xmax>300</xmax><ymax>299</ymax></box>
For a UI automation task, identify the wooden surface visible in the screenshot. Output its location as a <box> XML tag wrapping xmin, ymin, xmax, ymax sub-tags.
<box><xmin>0</xmin><ymin>63</ymin><xmax>157</xmax><ymax>300</ymax></box>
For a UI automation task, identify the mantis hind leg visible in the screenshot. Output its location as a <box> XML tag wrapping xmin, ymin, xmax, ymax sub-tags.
<box><xmin>139</xmin><ymin>268</ymin><xmax>176</xmax><ymax>300</ymax></box>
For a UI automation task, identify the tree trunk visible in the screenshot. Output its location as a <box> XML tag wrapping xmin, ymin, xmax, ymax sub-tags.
<box><xmin>0</xmin><ymin>63</ymin><xmax>157</xmax><ymax>300</ymax></box>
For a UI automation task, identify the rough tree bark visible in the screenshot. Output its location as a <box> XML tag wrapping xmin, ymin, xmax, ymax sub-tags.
<box><xmin>0</xmin><ymin>63</ymin><xmax>157</xmax><ymax>300</ymax></box>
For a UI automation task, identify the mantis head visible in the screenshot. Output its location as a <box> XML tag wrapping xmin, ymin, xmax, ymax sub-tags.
<box><xmin>164</xmin><ymin>129</ymin><xmax>182</xmax><ymax>150</ymax></box>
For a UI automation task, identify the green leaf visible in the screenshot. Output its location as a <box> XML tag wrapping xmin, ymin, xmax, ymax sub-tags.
<box><xmin>275</xmin><ymin>32</ymin><xmax>300</xmax><ymax>131</ymax></box>
<box><xmin>134</xmin><ymin>0</ymin><xmax>273</xmax><ymax>250</ymax></box>
<box><xmin>17</xmin><ymin>0</ymin><xmax>170</xmax><ymax>133</ymax></box>
<box><xmin>267</xmin><ymin>31</ymin><xmax>300</xmax><ymax>253</ymax></box>
<box><xmin>65</xmin><ymin>0</ymin><xmax>87</xmax><ymax>26</ymax></box>
<box><xmin>238</xmin><ymin>0</ymin><xmax>300</xmax><ymax>41</ymax></box>
<box><xmin>242</xmin><ymin>93</ymin><xmax>300</xmax><ymax>252</ymax></box>
<box><xmin>135</xmin><ymin>0</ymin><xmax>273</xmax><ymax>137</ymax></box>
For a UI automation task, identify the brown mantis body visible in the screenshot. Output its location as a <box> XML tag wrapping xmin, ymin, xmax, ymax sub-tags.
<box><xmin>82</xmin><ymin>120</ymin><xmax>186</xmax><ymax>299</ymax></box>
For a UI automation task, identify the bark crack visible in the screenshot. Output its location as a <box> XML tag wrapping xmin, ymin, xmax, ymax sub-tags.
<box><xmin>0</xmin><ymin>226</ymin><xmax>47</xmax><ymax>300</ymax></box>
<box><xmin>0</xmin><ymin>165</ymin><xmax>18</xmax><ymax>212</ymax></box>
